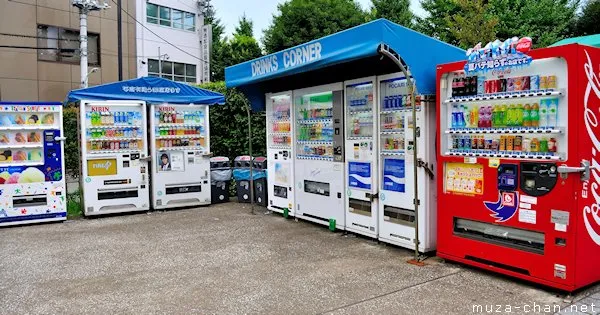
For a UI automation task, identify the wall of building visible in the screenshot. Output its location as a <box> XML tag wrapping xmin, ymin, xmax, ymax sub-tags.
<box><xmin>135</xmin><ymin>0</ymin><xmax>206</xmax><ymax>83</ymax></box>
<box><xmin>0</xmin><ymin>0</ymin><xmax>137</xmax><ymax>102</ymax></box>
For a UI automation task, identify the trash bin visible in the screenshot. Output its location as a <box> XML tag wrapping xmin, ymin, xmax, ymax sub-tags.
<box><xmin>210</xmin><ymin>156</ymin><xmax>232</xmax><ymax>204</ymax></box>
<box><xmin>253</xmin><ymin>157</ymin><xmax>268</xmax><ymax>207</ymax></box>
<box><xmin>233</xmin><ymin>156</ymin><xmax>253</xmax><ymax>203</ymax></box>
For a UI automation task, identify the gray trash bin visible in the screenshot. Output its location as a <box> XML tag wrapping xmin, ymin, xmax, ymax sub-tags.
<box><xmin>233</xmin><ymin>156</ymin><xmax>252</xmax><ymax>203</ymax></box>
<box><xmin>210</xmin><ymin>157</ymin><xmax>232</xmax><ymax>204</ymax></box>
<box><xmin>253</xmin><ymin>157</ymin><xmax>268</xmax><ymax>207</ymax></box>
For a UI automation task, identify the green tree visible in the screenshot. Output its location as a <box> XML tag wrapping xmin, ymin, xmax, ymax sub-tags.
<box><xmin>446</xmin><ymin>0</ymin><xmax>498</xmax><ymax>49</ymax></box>
<box><xmin>227</xmin><ymin>15</ymin><xmax>263</xmax><ymax>65</ymax></box>
<box><xmin>416</xmin><ymin>0</ymin><xmax>461</xmax><ymax>46</ymax></box>
<box><xmin>370</xmin><ymin>0</ymin><xmax>414</xmax><ymax>27</ymax></box>
<box><xmin>263</xmin><ymin>0</ymin><xmax>367</xmax><ymax>54</ymax></box>
<box><xmin>576</xmin><ymin>0</ymin><xmax>600</xmax><ymax>36</ymax></box>
<box><xmin>488</xmin><ymin>0</ymin><xmax>578</xmax><ymax>48</ymax></box>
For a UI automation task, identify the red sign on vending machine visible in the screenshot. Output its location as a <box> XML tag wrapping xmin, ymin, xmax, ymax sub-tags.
<box><xmin>436</xmin><ymin>44</ymin><xmax>600</xmax><ymax>291</ymax></box>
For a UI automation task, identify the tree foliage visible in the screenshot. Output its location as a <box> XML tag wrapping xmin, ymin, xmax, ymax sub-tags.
<box><xmin>225</xmin><ymin>15</ymin><xmax>263</xmax><ymax>66</ymax></box>
<box><xmin>416</xmin><ymin>0</ymin><xmax>461</xmax><ymax>46</ymax></box>
<box><xmin>576</xmin><ymin>0</ymin><xmax>600</xmax><ymax>36</ymax></box>
<box><xmin>198</xmin><ymin>82</ymin><xmax>266</xmax><ymax>162</ymax></box>
<box><xmin>446</xmin><ymin>0</ymin><xmax>498</xmax><ymax>49</ymax></box>
<box><xmin>370</xmin><ymin>0</ymin><xmax>414</xmax><ymax>27</ymax></box>
<box><xmin>263</xmin><ymin>0</ymin><xmax>367</xmax><ymax>54</ymax></box>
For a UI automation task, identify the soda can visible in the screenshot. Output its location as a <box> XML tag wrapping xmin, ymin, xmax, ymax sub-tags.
<box><xmin>464</xmin><ymin>136</ymin><xmax>471</xmax><ymax>151</ymax></box>
<box><xmin>477</xmin><ymin>136</ymin><xmax>485</xmax><ymax>150</ymax></box>
<box><xmin>522</xmin><ymin>76</ymin><xmax>530</xmax><ymax>91</ymax></box>
<box><xmin>453</xmin><ymin>136</ymin><xmax>459</xmax><ymax>150</ymax></box>
<box><xmin>477</xmin><ymin>76</ymin><xmax>485</xmax><ymax>95</ymax></box>
<box><xmin>485</xmin><ymin>138</ymin><xmax>492</xmax><ymax>150</ymax></box>
<box><xmin>530</xmin><ymin>75</ymin><xmax>539</xmax><ymax>91</ymax></box>
<box><xmin>547</xmin><ymin>75</ymin><xmax>557</xmax><ymax>90</ymax></box>
<box><xmin>507</xmin><ymin>78</ymin><xmax>515</xmax><ymax>92</ymax></box>
<box><xmin>458</xmin><ymin>136</ymin><xmax>465</xmax><ymax>150</ymax></box>
<box><xmin>471</xmin><ymin>136</ymin><xmax>478</xmax><ymax>150</ymax></box>
<box><xmin>514</xmin><ymin>136</ymin><xmax>523</xmax><ymax>151</ymax></box>
<box><xmin>499</xmin><ymin>79</ymin><xmax>507</xmax><ymax>93</ymax></box>
<box><xmin>491</xmin><ymin>79</ymin><xmax>498</xmax><ymax>93</ymax></box>
<box><xmin>484</xmin><ymin>80</ymin><xmax>490</xmax><ymax>94</ymax></box>
<box><xmin>540</xmin><ymin>76</ymin><xmax>548</xmax><ymax>90</ymax></box>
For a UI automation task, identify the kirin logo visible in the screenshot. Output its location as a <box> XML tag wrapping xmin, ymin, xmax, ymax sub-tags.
<box><xmin>484</xmin><ymin>191</ymin><xmax>519</xmax><ymax>222</ymax></box>
<box><xmin>582</xmin><ymin>49</ymin><xmax>600</xmax><ymax>246</ymax></box>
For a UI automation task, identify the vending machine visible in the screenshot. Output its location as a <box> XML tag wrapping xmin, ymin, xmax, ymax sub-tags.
<box><xmin>376</xmin><ymin>73</ymin><xmax>437</xmax><ymax>251</ymax></box>
<box><xmin>150</xmin><ymin>104</ymin><xmax>211</xmax><ymax>209</ymax></box>
<box><xmin>266</xmin><ymin>91</ymin><xmax>295</xmax><ymax>216</ymax></box>
<box><xmin>0</xmin><ymin>102</ymin><xmax>66</xmax><ymax>226</ymax></box>
<box><xmin>80</xmin><ymin>100</ymin><xmax>150</xmax><ymax>216</ymax></box>
<box><xmin>344</xmin><ymin>77</ymin><xmax>379</xmax><ymax>237</ymax></box>
<box><xmin>294</xmin><ymin>83</ymin><xmax>345</xmax><ymax>230</ymax></box>
<box><xmin>436</xmin><ymin>43</ymin><xmax>600</xmax><ymax>291</ymax></box>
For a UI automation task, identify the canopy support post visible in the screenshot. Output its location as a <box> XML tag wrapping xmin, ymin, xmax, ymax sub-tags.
<box><xmin>378</xmin><ymin>44</ymin><xmax>424</xmax><ymax>265</ymax></box>
<box><xmin>246</xmin><ymin>100</ymin><xmax>255</xmax><ymax>215</ymax></box>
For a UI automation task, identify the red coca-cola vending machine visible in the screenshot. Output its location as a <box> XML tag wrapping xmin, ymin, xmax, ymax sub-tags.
<box><xmin>436</xmin><ymin>42</ymin><xmax>600</xmax><ymax>291</ymax></box>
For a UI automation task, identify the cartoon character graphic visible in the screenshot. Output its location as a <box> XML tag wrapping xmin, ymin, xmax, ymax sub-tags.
<box><xmin>484</xmin><ymin>191</ymin><xmax>519</xmax><ymax>222</ymax></box>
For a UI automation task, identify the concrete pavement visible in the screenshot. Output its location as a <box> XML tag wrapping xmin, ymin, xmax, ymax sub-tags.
<box><xmin>0</xmin><ymin>202</ymin><xmax>597</xmax><ymax>314</ymax></box>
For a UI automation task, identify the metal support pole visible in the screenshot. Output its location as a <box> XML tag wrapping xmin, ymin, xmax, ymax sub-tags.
<box><xmin>247</xmin><ymin>102</ymin><xmax>254</xmax><ymax>215</ymax></box>
<box><xmin>378</xmin><ymin>44</ymin><xmax>421</xmax><ymax>263</ymax></box>
<box><xmin>117</xmin><ymin>0</ymin><xmax>123</xmax><ymax>81</ymax></box>
<box><xmin>79</xmin><ymin>10</ymin><xmax>88</xmax><ymax>88</ymax></box>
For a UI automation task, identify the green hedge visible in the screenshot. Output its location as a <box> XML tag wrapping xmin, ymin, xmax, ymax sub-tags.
<box><xmin>64</xmin><ymin>106</ymin><xmax>80</xmax><ymax>178</ymax></box>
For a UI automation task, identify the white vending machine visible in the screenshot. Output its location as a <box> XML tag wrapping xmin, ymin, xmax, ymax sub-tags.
<box><xmin>294</xmin><ymin>83</ymin><xmax>345</xmax><ymax>230</ymax></box>
<box><xmin>80</xmin><ymin>100</ymin><xmax>150</xmax><ymax>216</ymax></box>
<box><xmin>344</xmin><ymin>77</ymin><xmax>379</xmax><ymax>238</ymax></box>
<box><xmin>150</xmin><ymin>103</ymin><xmax>211</xmax><ymax>209</ymax></box>
<box><xmin>377</xmin><ymin>73</ymin><xmax>437</xmax><ymax>252</ymax></box>
<box><xmin>266</xmin><ymin>92</ymin><xmax>295</xmax><ymax>216</ymax></box>
<box><xmin>0</xmin><ymin>102</ymin><xmax>67</xmax><ymax>226</ymax></box>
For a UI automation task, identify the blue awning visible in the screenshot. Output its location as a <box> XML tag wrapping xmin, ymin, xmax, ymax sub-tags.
<box><xmin>66</xmin><ymin>77</ymin><xmax>225</xmax><ymax>105</ymax></box>
<box><xmin>225</xmin><ymin>19</ymin><xmax>465</xmax><ymax>110</ymax></box>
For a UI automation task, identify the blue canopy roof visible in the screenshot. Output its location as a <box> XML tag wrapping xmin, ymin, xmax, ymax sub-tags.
<box><xmin>225</xmin><ymin>19</ymin><xmax>465</xmax><ymax>110</ymax></box>
<box><xmin>66</xmin><ymin>77</ymin><xmax>225</xmax><ymax>105</ymax></box>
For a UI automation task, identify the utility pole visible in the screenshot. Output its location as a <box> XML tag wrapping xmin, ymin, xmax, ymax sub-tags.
<box><xmin>117</xmin><ymin>0</ymin><xmax>123</xmax><ymax>81</ymax></box>
<box><xmin>72</xmin><ymin>0</ymin><xmax>109</xmax><ymax>88</ymax></box>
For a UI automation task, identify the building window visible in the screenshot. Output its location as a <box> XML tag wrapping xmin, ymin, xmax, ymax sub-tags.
<box><xmin>147</xmin><ymin>59</ymin><xmax>196</xmax><ymax>83</ymax></box>
<box><xmin>146</xmin><ymin>3</ymin><xmax>195</xmax><ymax>31</ymax></box>
<box><xmin>37</xmin><ymin>25</ymin><xmax>100</xmax><ymax>66</ymax></box>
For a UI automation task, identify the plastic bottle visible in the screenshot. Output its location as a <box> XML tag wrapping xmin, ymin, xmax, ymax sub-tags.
<box><xmin>470</xmin><ymin>105</ymin><xmax>479</xmax><ymax>129</ymax></box>
<box><xmin>516</xmin><ymin>104</ymin><xmax>524</xmax><ymax>127</ymax></box>
<box><xmin>548</xmin><ymin>98</ymin><xmax>558</xmax><ymax>128</ymax></box>
<box><xmin>523</xmin><ymin>104</ymin><xmax>531</xmax><ymax>127</ymax></box>
<box><xmin>530</xmin><ymin>137</ymin><xmax>540</xmax><ymax>152</ymax></box>
<box><xmin>478</xmin><ymin>105</ymin><xmax>485</xmax><ymax>128</ymax></box>
<box><xmin>485</xmin><ymin>105</ymin><xmax>493</xmax><ymax>128</ymax></box>
<box><xmin>451</xmin><ymin>104</ymin><xmax>458</xmax><ymax>128</ymax></box>
<box><xmin>507</xmin><ymin>104</ymin><xmax>516</xmax><ymax>127</ymax></box>
<box><xmin>540</xmin><ymin>137</ymin><xmax>548</xmax><ymax>152</ymax></box>
<box><xmin>499</xmin><ymin>105</ymin><xmax>507</xmax><ymax>127</ymax></box>
<box><xmin>539</xmin><ymin>100</ymin><xmax>548</xmax><ymax>128</ymax></box>
<box><xmin>530</xmin><ymin>103</ymin><xmax>540</xmax><ymax>128</ymax></box>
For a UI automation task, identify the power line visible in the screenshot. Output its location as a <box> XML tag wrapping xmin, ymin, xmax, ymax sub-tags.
<box><xmin>108</xmin><ymin>0</ymin><xmax>208</xmax><ymax>64</ymax></box>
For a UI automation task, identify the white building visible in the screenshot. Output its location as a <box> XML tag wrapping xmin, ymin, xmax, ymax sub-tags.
<box><xmin>135</xmin><ymin>0</ymin><xmax>211</xmax><ymax>84</ymax></box>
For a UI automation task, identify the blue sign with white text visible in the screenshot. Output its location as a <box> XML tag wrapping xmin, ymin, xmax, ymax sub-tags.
<box><xmin>383</xmin><ymin>158</ymin><xmax>405</xmax><ymax>192</ymax></box>
<box><xmin>348</xmin><ymin>162</ymin><xmax>371</xmax><ymax>190</ymax></box>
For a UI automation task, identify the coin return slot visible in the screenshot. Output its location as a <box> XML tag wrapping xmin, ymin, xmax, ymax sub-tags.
<box><xmin>555</xmin><ymin>238</ymin><xmax>566</xmax><ymax>246</ymax></box>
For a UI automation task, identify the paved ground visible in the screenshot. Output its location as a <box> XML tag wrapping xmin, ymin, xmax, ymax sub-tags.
<box><xmin>0</xmin><ymin>202</ymin><xmax>598</xmax><ymax>314</ymax></box>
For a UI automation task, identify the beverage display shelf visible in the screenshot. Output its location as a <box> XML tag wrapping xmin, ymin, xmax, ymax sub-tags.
<box><xmin>157</xmin><ymin>123</ymin><xmax>204</xmax><ymax>127</ymax></box>
<box><xmin>348</xmin><ymin>136</ymin><xmax>372</xmax><ymax>140</ymax></box>
<box><xmin>158</xmin><ymin>146</ymin><xmax>205</xmax><ymax>151</ymax></box>
<box><xmin>0</xmin><ymin>143</ymin><xmax>43</xmax><ymax>149</ymax></box>
<box><xmin>297</xmin><ymin>118</ymin><xmax>332</xmax><ymax>124</ymax></box>
<box><xmin>381</xmin><ymin>130</ymin><xmax>405</xmax><ymax>135</ymax></box>
<box><xmin>270</xmin><ymin>118</ymin><xmax>291</xmax><ymax>122</ymax></box>
<box><xmin>445</xmin><ymin>127</ymin><xmax>563</xmax><ymax>134</ymax></box>
<box><xmin>0</xmin><ymin>125</ymin><xmax>56</xmax><ymax>131</ymax></box>
<box><xmin>348</xmin><ymin>108</ymin><xmax>373</xmax><ymax>114</ymax></box>
<box><xmin>380</xmin><ymin>107</ymin><xmax>420</xmax><ymax>114</ymax></box>
<box><xmin>87</xmin><ymin>125</ymin><xmax>141</xmax><ymax>129</ymax></box>
<box><xmin>89</xmin><ymin>137</ymin><xmax>142</xmax><ymax>142</ymax></box>
<box><xmin>268</xmin><ymin>132</ymin><xmax>290</xmax><ymax>136</ymax></box>
<box><xmin>381</xmin><ymin>150</ymin><xmax>405</xmax><ymax>156</ymax></box>
<box><xmin>445</xmin><ymin>150</ymin><xmax>563</xmax><ymax>160</ymax></box>
<box><xmin>269</xmin><ymin>145</ymin><xmax>291</xmax><ymax>150</ymax></box>
<box><xmin>0</xmin><ymin>161</ymin><xmax>44</xmax><ymax>167</ymax></box>
<box><xmin>296</xmin><ymin>154</ymin><xmax>334</xmax><ymax>161</ymax></box>
<box><xmin>156</xmin><ymin>134</ymin><xmax>204</xmax><ymax>139</ymax></box>
<box><xmin>87</xmin><ymin>149</ymin><xmax>141</xmax><ymax>154</ymax></box>
<box><xmin>297</xmin><ymin>140</ymin><xmax>333</xmax><ymax>145</ymax></box>
<box><xmin>444</xmin><ymin>89</ymin><xmax>564</xmax><ymax>104</ymax></box>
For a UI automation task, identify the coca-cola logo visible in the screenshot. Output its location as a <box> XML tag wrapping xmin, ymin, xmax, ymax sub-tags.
<box><xmin>516</xmin><ymin>38</ymin><xmax>532</xmax><ymax>53</ymax></box>
<box><xmin>582</xmin><ymin>49</ymin><xmax>600</xmax><ymax>246</ymax></box>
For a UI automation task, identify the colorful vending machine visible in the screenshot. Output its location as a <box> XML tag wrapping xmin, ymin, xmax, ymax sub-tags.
<box><xmin>436</xmin><ymin>42</ymin><xmax>600</xmax><ymax>291</ymax></box>
<box><xmin>377</xmin><ymin>73</ymin><xmax>437</xmax><ymax>251</ymax></box>
<box><xmin>294</xmin><ymin>83</ymin><xmax>345</xmax><ymax>230</ymax></box>
<box><xmin>266</xmin><ymin>91</ymin><xmax>295</xmax><ymax>216</ymax></box>
<box><xmin>80</xmin><ymin>100</ymin><xmax>149</xmax><ymax>216</ymax></box>
<box><xmin>344</xmin><ymin>77</ymin><xmax>378</xmax><ymax>237</ymax></box>
<box><xmin>150</xmin><ymin>104</ymin><xmax>211</xmax><ymax>209</ymax></box>
<box><xmin>0</xmin><ymin>102</ymin><xmax>66</xmax><ymax>226</ymax></box>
